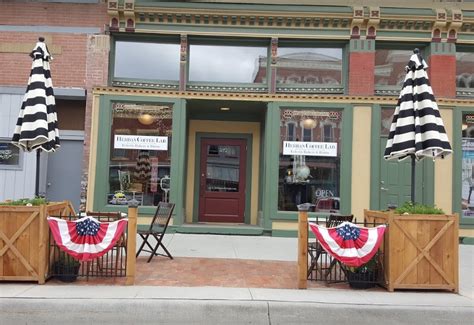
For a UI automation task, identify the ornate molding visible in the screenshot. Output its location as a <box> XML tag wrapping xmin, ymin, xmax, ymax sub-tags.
<box><xmin>105</xmin><ymin>1</ymin><xmax>474</xmax><ymax>44</ymax></box>
<box><xmin>93</xmin><ymin>86</ymin><xmax>474</xmax><ymax>107</ymax></box>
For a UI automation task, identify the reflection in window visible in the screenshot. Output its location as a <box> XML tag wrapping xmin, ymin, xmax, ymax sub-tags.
<box><xmin>205</xmin><ymin>145</ymin><xmax>240</xmax><ymax>192</ymax></box>
<box><xmin>278</xmin><ymin>109</ymin><xmax>342</xmax><ymax>211</ymax></box>
<box><xmin>462</xmin><ymin>113</ymin><xmax>474</xmax><ymax>219</ymax></box>
<box><xmin>114</xmin><ymin>41</ymin><xmax>180</xmax><ymax>80</ymax></box>
<box><xmin>276</xmin><ymin>47</ymin><xmax>342</xmax><ymax>85</ymax></box>
<box><xmin>189</xmin><ymin>44</ymin><xmax>267</xmax><ymax>83</ymax></box>
<box><xmin>375</xmin><ymin>49</ymin><xmax>413</xmax><ymax>87</ymax></box>
<box><xmin>108</xmin><ymin>103</ymin><xmax>173</xmax><ymax>207</ymax></box>
<box><xmin>0</xmin><ymin>141</ymin><xmax>20</xmax><ymax>167</ymax></box>
<box><xmin>381</xmin><ymin>107</ymin><xmax>395</xmax><ymax>136</ymax></box>
<box><xmin>302</xmin><ymin>128</ymin><xmax>312</xmax><ymax>142</ymax></box>
<box><xmin>456</xmin><ymin>52</ymin><xmax>474</xmax><ymax>89</ymax></box>
<box><xmin>287</xmin><ymin>122</ymin><xmax>296</xmax><ymax>141</ymax></box>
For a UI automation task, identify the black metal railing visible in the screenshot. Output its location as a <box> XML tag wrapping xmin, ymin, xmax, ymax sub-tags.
<box><xmin>48</xmin><ymin>213</ymin><xmax>128</xmax><ymax>281</ymax></box>
<box><xmin>307</xmin><ymin>218</ymin><xmax>387</xmax><ymax>288</ymax></box>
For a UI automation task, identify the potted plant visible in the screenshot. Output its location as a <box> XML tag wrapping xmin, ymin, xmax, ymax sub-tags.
<box><xmin>0</xmin><ymin>199</ymin><xmax>75</xmax><ymax>284</ymax></box>
<box><xmin>364</xmin><ymin>203</ymin><xmax>459</xmax><ymax>292</ymax></box>
<box><xmin>346</xmin><ymin>254</ymin><xmax>379</xmax><ymax>289</ymax></box>
<box><xmin>52</xmin><ymin>252</ymin><xmax>81</xmax><ymax>283</ymax></box>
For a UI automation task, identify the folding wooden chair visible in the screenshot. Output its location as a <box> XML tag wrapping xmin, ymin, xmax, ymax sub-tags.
<box><xmin>136</xmin><ymin>202</ymin><xmax>175</xmax><ymax>263</ymax></box>
<box><xmin>308</xmin><ymin>214</ymin><xmax>354</xmax><ymax>281</ymax></box>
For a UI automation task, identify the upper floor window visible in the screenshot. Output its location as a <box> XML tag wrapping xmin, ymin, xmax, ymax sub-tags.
<box><xmin>276</xmin><ymin>47</ymin><xmax>343</xmax><ymax>86</ymax></box>
<box><xmin>189</xmin><ymin>43</ymin><xmax>267</xmax><ymax>83</ymax></box>
<box><xmin>456</xmin><ymin>52</ymin><xmax>474</xmax><ymax>89</ymax></box>
<box><xmin>375</xmin><ymin>48</ymin><xmax>417</xmax><ymax>87</ymax></box>
<box><xmin>114</xmin><ymin>40</ymin><xmax>180</xmax><ymax>81</ymax></box>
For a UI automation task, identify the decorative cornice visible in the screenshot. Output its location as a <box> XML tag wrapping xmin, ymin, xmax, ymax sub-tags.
<box><xmin>105</xmin><ymin>1</ymin><xmax>474</xmax><ymax>43</ymax></box>
<box><xmin>93</xmin><ymin>86</ymin><xmax>474</xmax><ymax>107</ymax></box>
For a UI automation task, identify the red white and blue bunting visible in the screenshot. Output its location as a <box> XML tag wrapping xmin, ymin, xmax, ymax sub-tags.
<box><xmin>47</xmin><ymin>216</ymin><xmax>128</xmax><ymax>262</ymax></box>
<box><xmin>309</xmin><ymin>222</ymin><xmax>386</xmax><ymax>267</ymax></box>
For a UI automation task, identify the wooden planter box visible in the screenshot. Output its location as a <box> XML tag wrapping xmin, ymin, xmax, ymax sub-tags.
<box><xmin>364</xmin><ymin>209</ymin><xmax>459</xmax><ymax>292</ymax></box>
<box><xmin>0</xmin><ymin>201</ymin><xmax>75</xmax><ymax>284</ymax></box>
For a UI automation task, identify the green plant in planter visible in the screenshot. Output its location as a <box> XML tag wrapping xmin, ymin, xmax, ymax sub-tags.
<box><xmin>52</xmin><ymin>252</ymin><xmax>81</xmax><ymax>282</ymax></box>
<box><xmin>394</xmin><ymin>201</ymin><xmax>444</xmax><ymax>215</ymax></box>
<box><xmin>0</xmin><ymin>197</ymin><xmax>48</xmax><ymax>206</ymax></box>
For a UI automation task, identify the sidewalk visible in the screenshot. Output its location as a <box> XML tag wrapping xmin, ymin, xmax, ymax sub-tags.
<box><xmin>1</xmin><ymin>234</ymin><xmax>473</xmax><ymax>324</ymax></box>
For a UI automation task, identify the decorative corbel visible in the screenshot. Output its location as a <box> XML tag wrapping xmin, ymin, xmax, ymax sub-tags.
<box><xmin>351</xmin><ymin>6</ymin><xmax>364</xmax><ymax>39</ymax></box>
<box><xmin>107</xmin><ymin>0</ymin><xmax>119</xmax><ymax>32</ymax></box>
<box><xmin>366</xmin><ymin>7</ymin><xmax>379</xmax><ymax>39</ymax></box>
<box><xmin>432</xmin><ymin>9</ymin><xmax>447</xmax><ymax>42</ymax></box>
<box><xmin>124</xmin><ymin>0</ymin><xmax>135</xmax><ymax>32</ymax></box>
<box><xmin>447</xmin><ymin>9</ymin><xmax>463</xmax><ymax>43</ymax></box>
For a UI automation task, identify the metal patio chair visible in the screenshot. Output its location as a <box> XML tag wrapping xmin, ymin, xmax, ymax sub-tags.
<box><xmin>136</xmin><ymin>202</ymin><xmax>175</xmax><ymax>263</ymax></box>
<box><xmin>308</xmin><ymin>214</ymin><xmax>354</xmax><ymax>282</ymax></box>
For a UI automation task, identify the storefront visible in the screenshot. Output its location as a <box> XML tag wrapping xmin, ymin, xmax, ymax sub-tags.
<box><xmin>85</xmin><ymin>1</ymin><xmax>473</xmax><ymax>238</ymax></box>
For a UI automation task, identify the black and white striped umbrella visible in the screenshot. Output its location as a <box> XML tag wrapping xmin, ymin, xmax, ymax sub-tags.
<box><xmin>11</xmin><ymin>37</ymin><xmax>60</xmax><ymax>196</ymax></box>
<box><xmin>384</xmin><ymin>49</ymin><xmax>452</xmax><ymax>202</ymax></box>
<box><xmin>12</xmin><ymin>37</ymin><xmax>59</xmax><ymax>153</ymax></box>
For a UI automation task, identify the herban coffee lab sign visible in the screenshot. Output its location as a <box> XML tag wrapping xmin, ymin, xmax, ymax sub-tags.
<box><xmin>114</xmin><ymin>135</ymin><xmax>168</xmax><ymax>151</ymax></box>
<box><xmin>283</xmin><ymin>141</ymin><xmax>337</xmax><ymax>157</ymax></box>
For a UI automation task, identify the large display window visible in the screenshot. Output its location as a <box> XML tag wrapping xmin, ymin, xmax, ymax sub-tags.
<box><xmin>462</xmin><ymin>113</ymin><xmax>474</xmax><ymax>220</ymax></box>
<box><xmin>278</xmin><ymin>109</ymin><xmax>342</xmax><ymax>212</ymax></box>
<box><xmin>108</xmin><ymin>103</ymin><xmax>173</xmax><ymax>206</ymax></box>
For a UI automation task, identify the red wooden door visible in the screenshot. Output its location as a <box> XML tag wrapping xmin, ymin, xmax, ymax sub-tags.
<box><xmin>198</xmin><ymin>138</ymin><xmax>247</xmax><ymax>223</ymax></box>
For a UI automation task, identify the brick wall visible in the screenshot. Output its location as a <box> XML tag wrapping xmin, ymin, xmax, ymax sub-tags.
<box><xmin>348</xmin><ymin>52</ymin><xmax>375</xmax><ymax>96</ymax></box>
<box><xmin>429</xmin><ymin>55</ymin><xmax>456</xmax><ymax>98</ymax></box>
<box><xmin>0</xmin><ymin>32</ymin><xmax>89</xmax><ymax>88</ymax></box>
<box><xmin>0</xmin><ymin>2</ymin><xmax>107</xmax><ymax>88</ymax></box>
<box><xmin>0</xmin><ymin>3</ymin><xmax>106</xmax><ymax>27</ymax></box>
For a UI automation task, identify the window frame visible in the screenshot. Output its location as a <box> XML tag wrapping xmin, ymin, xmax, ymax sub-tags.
<box><xmin>0</xmin><ymin>139</ymin><xmax>23</xmax><ymax>170</ymax></box>
<box><xmin>276</xmin><ymin>39</ymin><xmax>346</xmax><ymax>94</ymax></box>
<box><xmin>110</xmin><ymin>34</ymin><xmax>181</xmax><ymax>88</ymax></box>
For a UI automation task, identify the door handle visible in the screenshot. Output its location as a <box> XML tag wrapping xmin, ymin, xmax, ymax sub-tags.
<box><xmin>380</xmin><ymin>187</ymin><xmax>388</xmax><ymax>191</ymax></box>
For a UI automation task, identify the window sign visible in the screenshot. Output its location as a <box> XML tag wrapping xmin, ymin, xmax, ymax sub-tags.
<box><xmin>0</xmin><ymin>141</ymin><xmax>21</xmax><ymax>168</ymax></box>
<box><xmin>283</xmin><ymin>141</ymin><xmax>337</xmax><ymax>157</ymax></box>
<box><xmin>114</xmin><ymin>135</ymin><xmax>168</xmax><ymax>151</ymax></box>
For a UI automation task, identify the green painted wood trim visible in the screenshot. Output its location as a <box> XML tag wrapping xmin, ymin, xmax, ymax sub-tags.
<box><xmin>169</xmin><ymin>99</ymin><xmax>187</xmax><ymax>225</ymax></box>
<box><xmin>375</xmin><ymin>41</ymin><xmax>429</xmax><ymax>51</ymax></box>
<box><xmin>262</xmin><ymin>102</ymin><xmax>280</xmax><ymax>229</ymax></box>
<box><xmin>271</xmin><ymin>229</ymin><xmax>298</xmax><ymax>238</ymax></box>
<box><xmin>134</xmin><ymin>24</ymin><xmax>350</xmax><ymax>38</ymax></box>
<box><xmin>429</xmin><ymin>42</ymin><xmax>456</xmax><ymax>55</ymax></box>
<box><xmin>370</xmin><ymin>105</ymin><xmax>434</xmax><ymax>209</ymax></box>
<box><xmin>340</xmin><ymin>104</ymin><xmax>353</xmax><ymax>215</ymax></box>
<box><xmin>454</xmin><ymin>107</ymin><xmax>474</xmax><ymax>227</ymax></box>
<box><xmin>174</xmin><ymin>225</ymin><xmax>264</xmax><ymax>235</ymax></box>
<box><xmin>370</xmin><ymin>104</ymin><xmax>382</xmax><ymax>210</ymax></box>
<box><xmin>267</xmin><ymin>102</ymin><xmax>352</xmax><ymax>220</ymax></box>
<box><xmin>192</xmin><ymin>132</ymin><xmax>253</xmax><ymax>224</ymax></box>
<box><xmin>91</xmin><ymin>94</ymin><xmax>182</xmax><ymax>217</ymax></box>
<box><xmin>349</xmin><ymin>39</ymin><xmax>375</xmax><ymax>52</ymax></box>
<box><xmin>137</xmin><ymin>1</ymin><xmax>353</xmax><ymax>14</ymax></box>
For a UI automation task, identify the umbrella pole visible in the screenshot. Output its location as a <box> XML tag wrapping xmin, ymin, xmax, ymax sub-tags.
<box><xmin>411</xmin><ymin>154</ymin><xmax>415</xmax><ymax>204</ymax></box>
<box><xmin>35</xmin><ymin>150</ymin><xmax>40</xmax><ymax>197</ymax></box>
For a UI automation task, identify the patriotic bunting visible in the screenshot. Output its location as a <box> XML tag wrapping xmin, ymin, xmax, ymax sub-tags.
<box><xmin>309</xmin><ymin>222</ymin><xmax>386</xmax><ymax>267</ymax></box>
<box><xmin>47</xmin><ymin>216</ymin><xmax>128</xmax><ymax>262</ymax></box>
